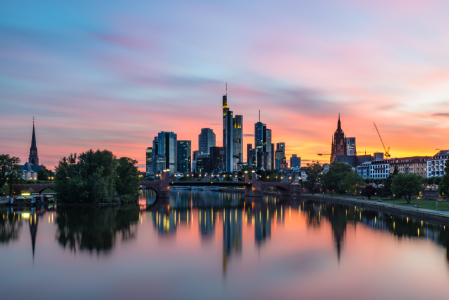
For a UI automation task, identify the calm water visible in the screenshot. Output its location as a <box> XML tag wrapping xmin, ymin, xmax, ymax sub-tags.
<box><xmin>2</xmin><ymin>190</ymin><xmax>449</xmax><ymax>300</ymax></box>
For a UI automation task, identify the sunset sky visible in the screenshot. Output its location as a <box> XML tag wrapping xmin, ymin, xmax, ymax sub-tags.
<box><xmin>1</xmin><ymin>0</ymin><xmax>448</xmax><ymax>170</ymax></box>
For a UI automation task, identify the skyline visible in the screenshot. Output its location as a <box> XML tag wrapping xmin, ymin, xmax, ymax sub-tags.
<box><xmin>1</xmin><ymin>0</ymin><xmax>449</xmax><ymax>170</ymax></box>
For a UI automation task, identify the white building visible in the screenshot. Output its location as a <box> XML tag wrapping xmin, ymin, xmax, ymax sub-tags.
<box><xmin>427</xmin><ymin>150</ymin><xmax>449</xmax><ymax>178</ymax></box>
<box><xmin>356</xmin><ymin>161</ymin><xmax>371</xmax><ymax>179</ymax></box>
<box><xmin>370</xmin><ymin>159</ymin><xmax>391</xmax><ymax>179</ymax></box>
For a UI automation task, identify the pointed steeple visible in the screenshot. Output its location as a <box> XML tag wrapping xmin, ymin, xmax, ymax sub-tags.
<box><xmin>31</xmin><ymin>117</ymin><xmax>36</xmax><ymax>149</ymax></box>
<box><xmin>337</xmin><ymin>113</ymin><xmax>341</xmax><ymax>131</ymax></box>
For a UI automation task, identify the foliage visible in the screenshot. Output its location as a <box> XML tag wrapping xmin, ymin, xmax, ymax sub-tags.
<box><xmin>321</xmin><ymin>161</ymin><xmax>352</xmax><ymax>195</ymax></box>
<box><xmin>439</xmin><ymin>159</ymin><xmax>449</xmax><ymax>199</ymax></box>
<box><xmin>255</xmin><ymin>169</ymin><xmax>282</xmax><ymax>182</ymax></box>
<box><xmin>339</xmin><ymin>171</ymin><xmax>365</xmax><ymax>195</ymax></box>
<box><xmin>115</xmin><ymin>157</ymin><xmax>140</xmax><ymax>202</ymax></box>
<box><xmin>55</xmin><ymin>149</ymin><xmax>140</xmax><ymax>204</ymax></box>
<box><xmin>391</xmin><ymin>173</ymin><xmax>424</xmax><ymax>203</ymax></box>
<box><xmin>303</xmin><ymin>163</ymin><xmax>324</xmax><ymax>194</ymax></box>
<box><xmin>0</xmin><ymin>154</ymin><xmax>22</xmax><ymax>196</ymax></box>
<box><xmin>378</xmin><ymin>167</ymin><xmax>398</xmax><ymax>198</ymax></box>
<box><xmin>37</xmin><ymin>167</ymin><xmax>54</xmax><ymax>181</ymax></box>
<box><xmin>361</xmin><ymin>185</ymin><xmax>377</xmax><ymax>200</ymax></box>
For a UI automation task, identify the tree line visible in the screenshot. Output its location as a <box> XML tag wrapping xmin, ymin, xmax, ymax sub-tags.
<box><xmin>303</xmin><ymin>159</ymin><xmax>449</xmax><ymax>203</ymax></box>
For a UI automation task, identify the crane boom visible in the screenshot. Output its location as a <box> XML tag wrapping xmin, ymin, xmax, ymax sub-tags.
<box><xmin>373</xmin><ymin>122</ymin><xmax>390</xmax><ymax>158</ymax></box>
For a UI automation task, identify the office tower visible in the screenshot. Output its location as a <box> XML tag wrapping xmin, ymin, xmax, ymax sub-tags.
<box><xmin>275</xmin><ymin>143</ymin><xmax>285</xmax><ymax>170</ymax></box>
<box><xmin>271</xmin><ymin>143</ymin><xmax>274</xmax><ymax>171</ymax></box>
<box><xmin>192</xmin><ymin>150</ymin><xmax>199</xmax><ymax>172</ymax></box>
<box><xmin>345</xmin><ymin>137</ymin><xmax>356</xmax><ymax>156</ymax></box>
<box><xmin>290</xmin><ymin>154</ymin><xmax>301</xmax><ymax>168</ymax></box>
<box><xmin>222</xmin><ymin>84</ymin><xmax>243</xmax><ymax>172</ymax></box>
<box><xmin>198</xmin><ymin>128</ymin><xmax>216</xmax><ymax>156</ymax></box>
<box><xmin>177</xmin><ymin>140</ymin><xmax>191</xmax><ymax>173</ymax></box>
<box><xmin>331</xmin><ymin>114</ymin><xmax>347</xmax><ymax>163</ymax></box>
<box><xmin>157</xmin><ymin>131</ymin><xmax>177</xmax><ymax>173</ymax></box>
<box><xmin>197</xmin><ymin>156</ymin><xmax>211</xmax><ymax>173</ymax></box>
<box><xmin>146</xmin><ymin>147</ymin><xmax>153</xmax><ymax>173</ymax></box>
<box><xmin>276</xmin><ymin>142</ymin><xmax>285</xmax><ymax>153</ymax></box>
<box><xmin>154</xmin><ymin>155</ymin><xmax>166</xmax><ymax>174</ymax></box>
<box><xmin>210</xmin><ymin>146</ymin><xmax>224</xmax><ymax>172</ymax></box>
<box><xmin>254</xmin><ymin>112</ymin><xmax>272</xmax><ymax>169</ymax></box>
<box><xmin>152</xmin><ymin>136</ymin><xmax>159</xmax><ymax>173</ymax></box>
<box><xmin>233</xmin><ymin>115</ymin><xmax>243</xmax><ymax>170</ymax></box>
<box><xmin>247</xmin><ymin>144</ymin><xmax>254</xmax><ymax>167</ymax></box>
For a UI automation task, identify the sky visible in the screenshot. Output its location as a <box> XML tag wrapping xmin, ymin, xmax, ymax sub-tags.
<box><xmin>1</xmin><ymin>0</ymin><xmax>448</xmax><ymax>170</ymax></box>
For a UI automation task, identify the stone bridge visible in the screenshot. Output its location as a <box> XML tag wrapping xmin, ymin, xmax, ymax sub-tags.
<box><xmin>12</xmin><ymin>183</ymin><xmax>56</xmax><ymax>194</ymax></box>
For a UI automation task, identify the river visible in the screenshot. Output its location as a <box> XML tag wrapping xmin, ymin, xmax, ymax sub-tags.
<box><xmin>1</xmin><ymin>189</ymin><xmax>449</xmax><ymax>299</ymax></box>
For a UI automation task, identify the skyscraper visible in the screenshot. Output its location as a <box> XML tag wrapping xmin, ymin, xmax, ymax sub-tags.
<box><xmin>275</xmin><ymin>143</ymin><xmax>285</xmax><ymax>170</ymax></box>
<box><xmin>146</xmin><ymin>147</ymin><xmax>153</xmax><ymax>173</ymax></box>
<box><xmin>254</xmin><ymin>112</ymin><xmax>272</xmax><ymax>169</ymax></box>
<box><xmin>192</xmin><ymin>150</ymin><xmax>199</xmax><ymax>172</ymax></box>
<box><xmin>198</xmin><ymin>128</ymin><xmax>216</xmax><ymax>156</ymax></box>
<box><xmin>331</xmin><ymin>114</ymin><xmax>347</xmax><ymax>163</ymax></box>
<box><xmin>29</xmin><ymin>119</ymin><xmax>39</xmax><ymax>165</ymax></box>
<box><xmin>345</xmin><ymin>137</ymin><xmax>356</xmax><ymax>156</ymax></box>
<box><xmin>290</xmin><ymin>154</ymin><xmax>301</xmax><ymax>169</ymax></box>
<box><xmin>177</xmin><ymin>140</ymin><xmax>191</xmax><ymax>173</ymax></box>
<box><xmin>222</xmin><ymin>84</ymin><xmax>243</xmax><ymax>172</ymax></box>
<box><xmin>210</xmin><ymin>146</ymin><xmax>224</xmax><ymax>172</ymax></box>
<box><xmin>156</xmin><ymin>131</ymin><xmax>177</xmax><ymax>173</ymax></box>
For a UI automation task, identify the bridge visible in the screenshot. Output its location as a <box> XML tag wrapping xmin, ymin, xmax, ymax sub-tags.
<box><xmin>12</xmin><ymin>170</ymin><xmax>300</xmax><ymax>199</ymax></box>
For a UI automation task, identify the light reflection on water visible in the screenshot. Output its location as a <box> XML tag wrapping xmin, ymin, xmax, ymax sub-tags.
<box><xmin>1</xmin><ymin>189</ymin><xmax>449</xmax><ymax>299</ymax></box>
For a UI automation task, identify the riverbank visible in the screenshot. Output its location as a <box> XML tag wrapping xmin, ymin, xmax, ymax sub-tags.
<box><xmin>303</xmin><ymin>194</ymin><xmax>449</xmax><ymax>224</ymax></box>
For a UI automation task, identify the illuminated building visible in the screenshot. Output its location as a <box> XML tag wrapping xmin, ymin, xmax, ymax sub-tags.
<box><xmin>22</xmin><ymin>119</ymin><xmax>41</xmax><ymax>180</ymax></box>
<box><xmin>210</xmin><ymin>146</ymin><xmax>223</xmax><ymax>172</ymax></box>
<box><xmin>222</xmin><ymin>84</ymin><xmax>243</xmax><ymax>172</ymax></box>
<box><xmin>290</xmin><ymin>154</ymin><xmax>301</xmax><ymax>169</ymax></box>
<box><xmin>146</xmin><ymin>147</ymin><xmax>153</xmax><ymax>173</ymax></box>
<box><xmin>177</xmin><ymin>140</ymin><xmax>191</xmax><ymax>173</ymax></box>
<box><xmin>156</xmin><ymin>131</ymin><xmax>177</xmax><ymax>173</ymax></box>
<box><xmin>198</xmin><ymin>128</ymin><xmax>216</xmax><ymax>156</ymax></box>
<box><xmin>254</xmin><ymin>112</ymin><xmax>272</xmax><ymax>169</ymax></box>
<box><xmin>345</xmin><ymin>137</ymin><xmax>356</xmax><ymax>156</ymax></box>
<box><xmin>427</xmin><ymin>150</ymin><xmax>449</xmax><ymax>178</ymax></box>
<box><xmin>275</xmin><ymin>143</ymin><xmax>285</xmax><ymax>170</ymax></box>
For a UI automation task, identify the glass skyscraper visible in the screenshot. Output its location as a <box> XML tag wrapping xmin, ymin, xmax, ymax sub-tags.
<box><xmin>177</xmin><ymin>140</ymin><xmax>191</xmax><ymax>173</ymax></box>
<box><xmin>198</xmin><ymin>128</ymin><xmax>216</xmax><ymax>156</ymax></box>
<box><xmin>157</xmin><ymin>131</ymin><xmax>177</xmax><ymax>173</ymax></box>
<box><xmin>222</xmin><ymin>85</ymin><xmax>243</xmax><ymax>172</ymax></box>
<box><xmin>254</xmin><ymin>117</ymin><xmax>272</xmax><ymax>170</ymax></box>
<box><xmin>345</xmin><ymin>137</ymin><xmax>356</xmax><ymax>156</ymax></box>
<box><xmin>146</xmin><ymin>147</ymin><xmax>153</xmax><ymax>173</ymax></box>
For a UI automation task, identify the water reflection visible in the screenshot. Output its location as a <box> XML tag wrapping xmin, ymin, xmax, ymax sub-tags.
<box><xmin>55</xmin><ymin>205</ymin><xmax>139</xmax><ymax>253</ymax></box>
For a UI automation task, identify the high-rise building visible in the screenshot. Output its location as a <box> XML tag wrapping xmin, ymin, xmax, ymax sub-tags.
<box><xmin>331</xmin><ymin>114</ymin><xmax>347</xmax><ymax>163</ymax></box>
<box><xmin>233</xmin><ymin>115</ymin><xmax>243</xmax><ymax>170</ymax></box>
<box><xmin>345</xmin><ymin>137</ymin><xmax>356</xmax><ymax>156</ymax></box>
<box><xmin>197</xmin><ymin>156</ymin><xmax>210</xmax><ymax>173</ymax></box>
<box><xmin>210</xmin><ymin>146</ymin><xmax>224</xmax><ymax>172</ymax></box>
<box><xmin>198</xmin><ymin>128</ymin><xmax>216</xmax><ymax>156</ymax></box>
<box><xmin>275</xmin><ymin>143</ymin><xmax>286</xmax><ymax>169</ymax></box>
<box><xmin>177</xmin><ymin>140</ymin><xmax>191</xmax><ymax>173</ymax></box>
<box><xmin>156</xmin><ymin>131</ymin><xmax>177</xmax><ymax>173</ymax></box>
<box><xmin>192</xmin><ymin>150</ymin><xmax>199</xmax><ymax>172</ymax></box>
<box><xmin>154</xmin><ymin>155</ymin><xmax>166</xmax><ymax>174</ymax></box>
<box><xmin>290</xmin><ymin>154</ymin><xmax>301</xmax><ymax>169</ymax></box>
<box><xmin>222</xmin><ymin>84</ymin><xmax>243</xmax><ymax>172</ymax></box>
<box><xmin>146</xmin><ymin>147</ymin><xmax>153</xmax><ymax>173</ymax></box>
<box><xmin>271</xmin><ymin>143</ymin><xmax>274</xmax><ymax>171</ymax></box>
<box><xmin>254</xmin><ymin>113</ymin><xmax>272</xmax><ymax>169</ymax></box>
<box><xmin>29</xmin><ymin>119</ymin><xmax>39</xmax><ymax>165</ymax></box>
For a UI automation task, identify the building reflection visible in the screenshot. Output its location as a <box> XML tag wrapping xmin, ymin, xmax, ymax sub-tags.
<box><xmin>222</xmin><ymin>208</ymin><xmax>242</xmax><ymax>274</ymax></box>
<box><xmin>0</xmin><ymin>208</ymin><xmax>23</xmax><ymax>244</ymax></box>
<box><xmin>199</xmin><ymin>208</ymin><xmax>215</xmax><ymax>240</ymax></box>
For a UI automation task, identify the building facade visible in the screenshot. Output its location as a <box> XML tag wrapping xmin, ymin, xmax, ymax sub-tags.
<box><xmin>177</xmin><ymin>140</ymin><xmax>191</xmax><ymax>173</ymax></box>
<box><xmin>210</xmin><ymin>146</ymin><xmax>224</xmax><ymax>172</ymax></box>
<box><xmin>290</xmin><ymin>154</ymin><xmax>301</xmax><ymax>169</ymax></box>
<box><xmin>331</xmin><ymin>114</ymin><xmax>347</xmax><ymax>163</ymax></box>
<box><xmin>222</xmin><ymin>86</ymin><xmax>243</xmax><ymax>172</ymax></box>
<box><xmin>389</xmin><ymin>156</ymin><xmax>429</xmax><ymax>178</ymax></box>
<box><xmin>198</xmin><ymin>128</ymin><xmax>216</xmax><ymax>156</ymax></box>
<box><xmin>370</xmin><ymin>159</ymin><xmax>391</xmax><ymax>179</ymax></box>
<box><xmin>146</xmin><ymin>147</ymin><xmax>153</xmax><ymax>173</ymax></box>
<box><xmin>254</xmin><ymin>117</ymin><xmax>272</xmax><ymax>170</ymax></box>
<box><xmin>156</xmin><ymin>131</ymin><xmax>177</xmax><ymax>173</ymax></box>
<box><xmin>427</xmin><ymin>150</ymin><xmax>449</xmax><ymax>178</ymax></box>
<box><xmin>345</xmin><ymin>137</ymin><xmax>356</xmax><ymax>156</ymax></box>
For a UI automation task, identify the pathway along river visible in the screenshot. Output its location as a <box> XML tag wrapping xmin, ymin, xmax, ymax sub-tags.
<box><xmin>2</xmin><ymin>190</ymin><xmax>449</xmax><ymax>299</ymax></box>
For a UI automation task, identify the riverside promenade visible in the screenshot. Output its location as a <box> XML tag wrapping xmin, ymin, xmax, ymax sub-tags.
<box><xmin>304</xmin><ymin>194</ymin><xmax>449</xmax><ymax>224</ymax></box>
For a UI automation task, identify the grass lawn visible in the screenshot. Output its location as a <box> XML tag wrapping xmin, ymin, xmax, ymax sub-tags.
<box><xmin>371</xmin><ymin>198</ymin><xmax>449</xmax><ymax>212</ymax></box>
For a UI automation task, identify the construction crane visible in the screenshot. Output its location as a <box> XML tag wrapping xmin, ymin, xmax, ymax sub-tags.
<box><xmin>373</xmin><ymin>122</ymin><xmax>391</xmax><ymax>158</ymax></box>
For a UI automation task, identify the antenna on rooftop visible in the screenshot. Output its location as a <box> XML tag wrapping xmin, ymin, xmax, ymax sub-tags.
<box><xmin>259</xmin><ymin>110</ymin><xmax>260</xmax><ymax>122</ymax></box>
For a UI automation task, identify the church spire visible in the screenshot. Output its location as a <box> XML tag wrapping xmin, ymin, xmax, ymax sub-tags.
<box><xmin>29</xmin><ymin>118</ymin><xmax>39</xmax><ymax>165</ymax></box>
<box><xmin>337</xmin><ymin>113</ymin><xmax>341</xmax><ymax>130</ymax></box>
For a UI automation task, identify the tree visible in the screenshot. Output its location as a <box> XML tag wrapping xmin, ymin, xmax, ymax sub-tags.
<box><xmin>303</xmin><ymin>163</ymin><xmax>324</xmax><ymax>194</ymax></box>
<box><xmin>340</xmin><ymin>171</ymin><xmax>365</xmax><ymax>195</ymax></box>
<box><xmin>391</xmin><ymin>173</ymin><xmax>424</xmax><ymax>203</ymax></box>
<box><xmin>0</xmin><ymin>154</ymin><xmax>22</xmax><ymax>196</ymax></box>
<box><xmin>55</xmin><ymin>149</ymin><xmax>138</xmax><ymax>204</ymax></box>
<box><xmin>378</xmin><ymin>167</ymin><xmax>398</xmax><ymax>199</ymax></box>
<box><xmin>115</xmin><ymin>157</ymin><xmax>140</xmax><ymax>202</ymax></box>
<box><xmin>361</xmin><ymin>185</ymin><xmax>377</xmax><ymax>200</ymax></box>
<box><xmin>321</xmin><ymin>161</ymin><xmax>352</xmax><ymax>195</ymax></box>
<box><xmin>439</xmin><ymin>159</ymin><xmax>449</xmax><ymax>199</ymax></box>
<box><xmin>37</xmin><ymin>167</ymin><xmax>55</xmax><ymax>181</ymax></box>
